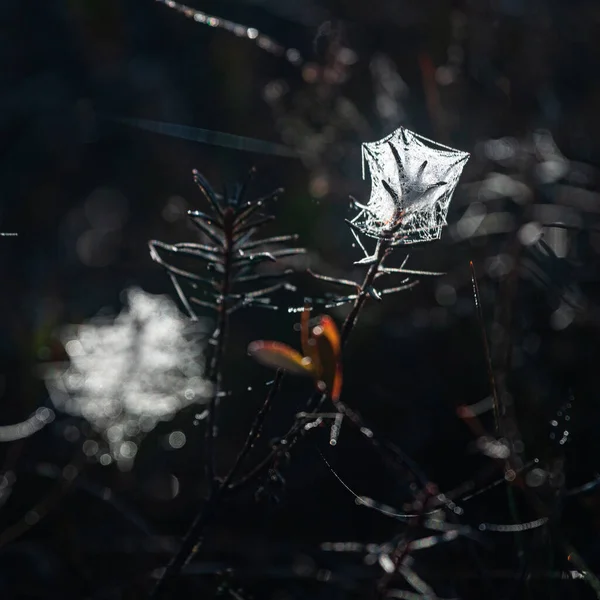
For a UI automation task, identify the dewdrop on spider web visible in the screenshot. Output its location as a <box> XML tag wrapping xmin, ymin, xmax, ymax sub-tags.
<box><xmin>349</xmin><ymin>127</ymin><xmax>469</xmax><ymax>260</ymax></box>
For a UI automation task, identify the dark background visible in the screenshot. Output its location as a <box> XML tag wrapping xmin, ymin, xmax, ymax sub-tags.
<box><xmin>2</xmin><ymin>0</ymin><xmax>600</xmax><ymax>598</ymax></box>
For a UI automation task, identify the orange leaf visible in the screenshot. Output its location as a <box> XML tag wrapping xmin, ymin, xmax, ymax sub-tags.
<box><xmin>300</xmin><ymin>304</ymin><xmax>321</xmax><ymax>377</ymax></box>
<box><xmin>312</xmin><ymin>315</ymin><xmax>343</xmax><ymax>402</ymax></box>
<box><xmin>316</xmin><ymin>315</ymin><xmax>341</xmax><ymax>357</ymax></box>
<box><xmin>330</xmin><ymin>363</ymin><xmax>343</xmax><ymax>402</ymax></box>
<box><xmin>247</xmin><ymin>341</ymin><xmax>314</xmax><ymax>377</ymax></box>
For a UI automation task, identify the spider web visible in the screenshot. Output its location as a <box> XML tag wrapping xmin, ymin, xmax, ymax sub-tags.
<box><xmin>351</xmin><ymin>127</ymin><xmax>469</xmax><ymax>246</ymax></box>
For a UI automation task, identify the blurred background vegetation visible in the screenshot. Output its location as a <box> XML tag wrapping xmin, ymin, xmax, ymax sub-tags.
<box><xmin>2</xmin><ymin>0</ymin><xmax>600</xmax><ymax>597</ymax></box>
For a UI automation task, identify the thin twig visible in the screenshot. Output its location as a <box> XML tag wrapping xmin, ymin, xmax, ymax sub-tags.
<box><xmin>469</xmin><ymin>261</ymin><xmax>501</xmax><ymax>435</ymax></box>
<box><xmin>204</xmin><ymin>209</ymin><xmax>235</xmax><ymax>488</ymax></box>
<box><xmin>149</xmin><ymin>371</ymin><xmax>283</xmax><ymax>599</ymax></box>
<box><xmin>340</xmin><ymin>239</ymin><xmax>389</xmax><ymax>346</ymax></box>
<box><xmin>225</xmin><ymin>371</ymin><xmax>284</xmax><ymax>483</ymax></box>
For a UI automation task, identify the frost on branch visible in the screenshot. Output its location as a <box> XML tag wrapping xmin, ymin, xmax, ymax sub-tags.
<box><xmin>350</xmin><ymin>127</ymin><xmax>469</xmax><ymax>251</ymax></box>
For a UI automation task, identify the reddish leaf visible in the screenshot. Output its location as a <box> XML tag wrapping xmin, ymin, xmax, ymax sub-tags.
<box><xmin>300</xmin><ymin>305</ymin><xmax>321</xmax><ymax>376</ymax></box>
<box><xmin>248</xmin><ymin>341</ymin><xmax>314</xmax><ymax>376</ymax></box>
<box><xmin>312</xmin><ymin>315</ymin><xmax>343</xmax><ymax>402</ymax></box>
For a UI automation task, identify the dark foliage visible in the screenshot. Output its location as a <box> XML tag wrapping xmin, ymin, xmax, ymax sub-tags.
<box><xmin>2</xmin><ymin>1</ymin><xmax>600</xmax><ymax>599</ymax></box>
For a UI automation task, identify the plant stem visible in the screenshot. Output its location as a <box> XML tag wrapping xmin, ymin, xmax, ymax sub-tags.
<box><xmin>336</xmin><ymin>239</ymin><xmax>435</xmax><ymax>488</ymax></box>
<box><xmin>224</xmin><ymin>370</ymin><xmax>284</xmax><ymax>483</ymax></box>
<box><xmin>375</xmin><ymin>488</ymin><xmax>437</xmax><ymax>598</ymax></box>
<box><xmin>205</xmin><ymin>212</ymin><xmax>234</xmax><ymax>488</ymax></box>
<box><xmin>231</xmin><ymin>240</ymin><xmax>428</xmax><ymax>493</ymax></box>
<box><xmin>149</xmin><ymin>370</ymin><xmax>283</xmax><ymax>599</ymax></box>
<box><xmin>340</xmin><ymin>240</ymin><xmax>389</xmax><ymax>346</ymax></box>
<box><xmin>150</xmin><ymin>213</ymin><xmax>235</xmax><ymax>600</ymax></box>
<box><xmin>231</xmin><ymin>239</ymin><xmax>412</xmax><ymax>492</ymax></box>
<box><xmin>152</xmin><ymin>237</ymin><xmax>396</xmax><ymax>597</ymax></box>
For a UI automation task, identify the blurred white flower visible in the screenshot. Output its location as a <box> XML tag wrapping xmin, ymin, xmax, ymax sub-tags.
<box><xmin>45</xmin><ymin>288</ymin><xmax>211</xmax><ymax>464</ymax></box>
